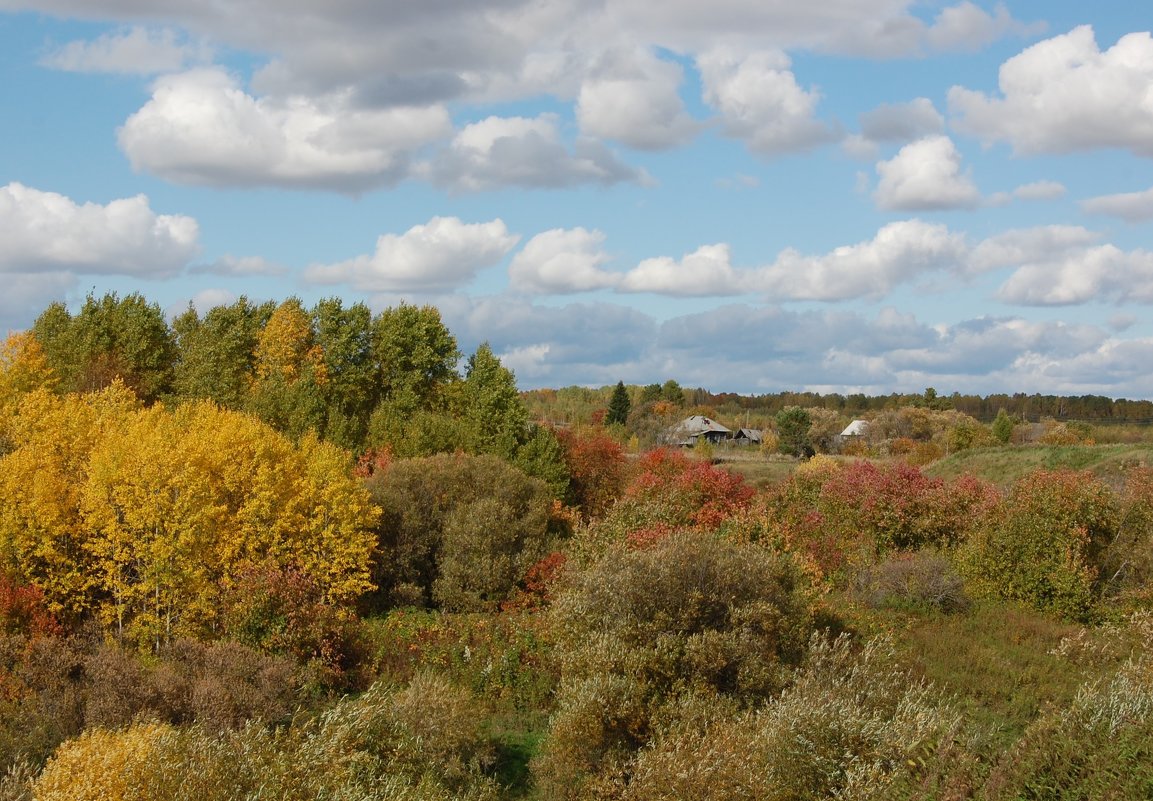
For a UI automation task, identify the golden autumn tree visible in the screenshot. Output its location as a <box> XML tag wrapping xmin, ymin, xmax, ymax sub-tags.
<box><xmin>0</xmin><ymin>388</ymin><xmax>378</xmax><ymax>647</ymax></box>
<box><xmin>0</xmin><ymin>382</ymin><xmax>139</xmax><ymax>617</ymax></box>
<box><xmin>247</xmin><ymin>298</ymin><xmax>328</xmax><ymax>438</ymax></box>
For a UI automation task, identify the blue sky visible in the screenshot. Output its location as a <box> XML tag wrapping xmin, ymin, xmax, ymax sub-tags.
<box><xmin>2</xmin><ymin>1</ymin><xmax>1153</xmax><ymax>397</ymax></box>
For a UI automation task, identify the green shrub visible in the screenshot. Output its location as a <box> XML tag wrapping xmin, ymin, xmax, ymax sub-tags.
<box><xmin>980</xmin><ymin>653</ymin><xmax>1153</xmax><ymax>800</ymax></box>
<box><xmin>534</xmin><ymin>531</ymin><xmax>816</xmax><ymax>799</ymax></box>
<box><xmin>366</xmin><ymin>453</ymin><xmax>553</xmax><ymax>612</ymax></box>
<box><xmin>957</xmin><ymin>470</ymin><xmax>1118</xmax><ymax>621</ymax></box>
<box><xmin>622</xmin><ymin>635</ymin><xmax>966</xmax><ymax>801</ymax></box>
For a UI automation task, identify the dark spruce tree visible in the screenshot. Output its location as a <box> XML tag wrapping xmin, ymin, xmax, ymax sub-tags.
<box><xmin>606</xmin><ymin>380</ymin><xmax>631</xmax><ymax>426</ymax></box>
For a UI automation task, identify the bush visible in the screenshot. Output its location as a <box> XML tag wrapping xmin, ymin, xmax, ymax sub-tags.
<box><xmin>957</xmin><ymin>470</ymin><xmax>1118</xmax><ymax>621</ymax></box>
<box><xmin>853</xmin><ymin>551</ymin><xmax>971</xmax><ymax>613</ymax></box>
<box><xmin>622</xmin><ymin>634</ymin><xmax>966</xmax><ymax>801</ymax></box>
<box><xmin>33</xmin><ymin>676</ymin><xmax>501</xmax><ymax>801</ymax></box>
<box><xmin>534</xmin><ymin>531</ymin><xmax>816</xmax><ymax>798</ymax></box>
<box><xmin>980</xmin><ymin>653</ymin><xmax>1153</xmax><ymax>800</ymax></box>
<box><xmin>366</xmin><ymin>453</ymin><xmax>554</xmax><ymax>612</ymax></box>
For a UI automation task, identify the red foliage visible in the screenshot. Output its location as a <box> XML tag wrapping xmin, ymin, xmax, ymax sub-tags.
<box><xmin>626</xmin><ymin>449</ymin><xmax>755</xmax><ymax>532</ymax></box>
<box><xmin>0</xmin><ymin>572</ymin><xmax>62</xmax><ymax>639</ymax></box>
<box><xmin>504</xmin><ymin>551</ymin><xmax>569</xmax><ymax>610</ymax></box>
<box><xmin>815</xmin><ymin>460</ymin><xmax>994</xmax><ymax>552</ymax></box>
<box><xmin>352</xmin><ymin>446</ymin><xmax>393</xmax><ymax>478</ymax></box>
<box><xmin>555</xmin><ymin>426</ymin><xmax>628</xmax><ymax>518</ymax></box>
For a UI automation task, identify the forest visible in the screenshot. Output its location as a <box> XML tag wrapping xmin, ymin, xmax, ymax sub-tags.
<box><xmin>0</xmin><ymin>291</ymin><xmax>1150</xmax><ymax>800</ymax></box>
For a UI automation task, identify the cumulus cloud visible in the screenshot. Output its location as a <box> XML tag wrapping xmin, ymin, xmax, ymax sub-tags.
<box><xmin>576</xmin><ymin>47</ymin><xmax>698</xmax><ymax>150</ymax></box>
<box><xmin>874</xmin><ymin>135</ymin><xmax>981</xmax><ymax>211</ymax></box>
<box><xmin>304</xmin><ymin>217</ymin><xmax>519</xmax><ymax>292</ymax></box>
<box><xmin>968</xmin><ymin>225</ymin><xmax>1101</xmax><ymax>274</ymax></box>
<box><xmin>1082</xmin><ymin>187</ymin><xmax>1153</xmax><ymax>222</ymax></box>
<box><xmin>996</xmin><ymin>245</ymin><xmax>1153</xmax><ymax>306</ymax></box>
<box><xmin>0</xmin><ymin>272</ymin><xmax>77</xmax><ymax>334</ymax></box>
<box><xmin>697</xmin><ymin>48</ymin><xmax>836</xmax><ymax>156</ymax></box>
<box><xmin>620</xmin><ymin>244</ymin><xmax>744</xmax><ymax>296</ymax></box>
<box><xmin>949</xmin><ymin>26</ymin><xmax>1153</xmax><ymax>156</ymax></box>
<box><xmin>427</xmin><ymin>114</ymin><xmax>646</xmax><ymax>191</ymax></box>
<box><xmin>40</xmin><ymin>26</ymin><xmax>208</xmax><ymax>74</ymax></box>
<box><xmin>448</xmin><ymin>295</ymin><xmax>658</xmax><ymax>370</ymax></box>
<box><xmin>755</xmin><ymin>219</ymin><xmax>967</xmax><ymax>301</ymax></box>
<box><xmin>0</xmin><ymin>182</ymin><xmax>199</xmax><ymax>276</ymax></box>
<box><xmin>508</xmin><ymin>228</ymin><xmax>618</xmax><ymax>294</ymax></box>
<box><xmin>119</xmin><ymin>69</ymin><xmax>452</xmax><ymax>192</ymax></box>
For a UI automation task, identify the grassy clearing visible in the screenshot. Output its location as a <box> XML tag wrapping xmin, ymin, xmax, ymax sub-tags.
<box><xmin>715</xmin><ymin>454</ymin><xmax>800</xmax><ymax>487</ymax></box>
<box><xmin>925</xmin><ymin>444</ymin><xmax>1153</xmax><ymax>488</ymax></box>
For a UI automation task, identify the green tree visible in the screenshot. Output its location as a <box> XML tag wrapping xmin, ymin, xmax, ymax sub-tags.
<box><xmin>33</xmin><ymin>293</ymin><xmax>174</xmax><ymax>403</ymax></box>
<box><xmin>312</xmin><ymin>298</ymin><xmax>376</xmax><ymax>448</ymax></box>
<box><xmin>992</xmin><ymin>408</ymin><xmax>1014</xmax><ymax>443</ymax></box>
<box><xmin>171</xmin><ymin>297</ymin><xmax>274</xmax><ymax>408</ymax></box>
<box><xmin>372</xmin><ymin>303</ymin><xmax>459</xmax><ymax>417</ymax></box>
<box><xmin>775</xmin><ymin>405</ymin><xmax>812</xmax><ymax>457</ymax></box>
<box><xmin>639</xmin><ymin>383</ymin><xmax>662</xmax><ymax>404</ymax></box>
<box><xmin>661</xmin><ymin>379</ymin><xmax>684</xmax><ymax>405</ymax></box>
<box><xmin>458</xmin><ymin>342</ymin><xmax>527</xmax><ymax>459</ymax></box>
<box><xmin>605</xmin><ymin>381</ymin><xmax>631</xmax><ymax>427</ymax></box>
<box><xmin>365</xmin><ymin>453</ymin><xmax>553</xmax><ymax>610</ymax></box>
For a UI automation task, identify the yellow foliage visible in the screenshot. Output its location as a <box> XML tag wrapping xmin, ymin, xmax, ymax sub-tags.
<box><xmin>0</xmin><ymin>391</ymin><xmax>378</xmax><ymax>646</ymax></box>
<box><xmin>252</xmin><ymin>299</ymin><xmax>326</xmax><ymax>385</ymax></box>
<box><xmin>34</xmin><ymin>722</ymin><xmax>174</xmax><ymax>801</ymax></box>
<box><xmin>0</xmin><ymin>331</ymin><xmax>57</xmax><ymax>401</ymax></box>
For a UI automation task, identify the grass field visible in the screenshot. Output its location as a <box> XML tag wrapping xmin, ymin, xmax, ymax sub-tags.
<box><xmin>925</xmin><ymin>443</ymin><xmax>1153</xmax><ymax>488</ymax></box>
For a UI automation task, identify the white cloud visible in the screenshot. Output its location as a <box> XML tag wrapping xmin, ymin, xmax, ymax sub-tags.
<box><xmin>119</xmin><ymin>69</ymin><xmax>452</xmax><ymax>192</ymax></box>
<box><xmin>755</xmin><ymin>219</ymin><xmax>966</xmax><ymax>301</ymax></box>
<box><xmin>926</xmin><ymin>2</ymin><xmax>1041</xmax><ymax>52</ymax></box>
<box><xmin>0</xmin><ymin>182</ymin><xmax>199</xmax><ymax>276</ymax></box>
<box><xmin>968</xmin><ymin>225</ymin><xmax>1101</xmax><ymax>274</ymax></box>
<box><xmin>428</xmin><ymin>114</ymin><xmax>646</xmax><ymax>191</ymax></box>
<box><xmin>1013</xmin><ymin>180</ymin><xmax>1066</xmax><ymax>201</ymax></box>
<box><xmin>874</xmin><ymin>135</ymin><xmax>981</xmax><ymax>211</ymax></box>
<box><xmin>304</xmin><ymin>217</ymin><xmax>519</xmax><ymax>292</ymax></box>
<box><xmin>949</xmin><ymin>26</ymin><xmax>1153</xmax><ymax>156</ymax></box>
<box><xmin>576</xmin><ymin>47</ymin><xmax>698</xmax><ymax>150</ymax></box>
<box><xmin>40</xmin><ymin>26</ymin><xmax>208</xmax><ymax>74</ymax></box>
<box><xmin>508</xmin><ymin>228</ymin><xmax>619</xmax><ymax>294</ymax></box>
<box><xmin>620</xmin><ymin>244</ymin><xmax>743</xmax><ymax>296</ymax></box>
<box><xmin>697</xmin><ymin>48</ymin><xmax>836</xmax><ymax>156</ymax></box>
<box><xmin>1082</xmin><ymin>187</ymin><xmax>1153</xmax><ymax>222</ymax></box>
<box><xmin>996</xmin><ymin>245</ymin><xmax>1153</xmax><ymax>306</ymax></box>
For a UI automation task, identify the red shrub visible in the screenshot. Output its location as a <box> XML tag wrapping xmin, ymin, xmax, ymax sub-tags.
<box><xmin>0</xmin><ymin>572</ymin><xmax>62</xmax><ymax>639</ymax></box>
<box><xmin>555</xmin><ymin>427</ymin><xmax>628</xmax><ymax>518</ymax></box>
<box><xmin>626</xmin><ymin>449</ymin><xmax>755</xmax><ymax>531</ymax></box>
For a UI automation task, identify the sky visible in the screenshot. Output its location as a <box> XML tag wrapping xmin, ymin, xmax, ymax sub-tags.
<box><xmin>2</xmin><ymin>1</ymin><xmax>1153</xmax><ymax>398</ymax></box>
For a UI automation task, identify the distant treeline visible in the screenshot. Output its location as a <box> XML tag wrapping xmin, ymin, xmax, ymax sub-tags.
<box><xmin>675</xmin><ymin>388</ymin><xmax>1153</xmax><ymax>424</ymax></box>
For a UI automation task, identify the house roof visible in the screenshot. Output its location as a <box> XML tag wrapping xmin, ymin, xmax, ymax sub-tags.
<box><xmin>734</xmin><ymin>428</ymin><xmax>763</xmax><ymax>441</ymax></box>
<box><xmin>673</xmin><ymin>415</ymin><xmax>732</xmax><ymax>435</ymax></box>
<box><xmin>840</xmin><ymin>419</ymin><xmax>869</xmax><ymax>437</ymax></box>
<box><xmin>662</xmin><ymin>415</ymin><xmax>732</xmax><ymax>445</ymax></box>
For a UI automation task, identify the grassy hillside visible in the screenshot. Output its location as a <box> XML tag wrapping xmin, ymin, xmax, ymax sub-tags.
<box><xmin>925</xmin><ymin>443</ymin><xmax>1153</xmax><ymax>487</ymax></box>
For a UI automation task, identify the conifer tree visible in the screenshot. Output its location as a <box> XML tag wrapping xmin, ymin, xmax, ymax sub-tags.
<box><xmin>606</xmin><ymin>380</ymin><xmax>631</xmax><ymax>426</ymax></box>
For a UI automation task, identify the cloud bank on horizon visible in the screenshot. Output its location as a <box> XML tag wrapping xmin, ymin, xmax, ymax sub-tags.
<box><xmin>1</xmin><ymin>1</ymin><xmax>1152</xmax><ymax>398</ymax></box>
